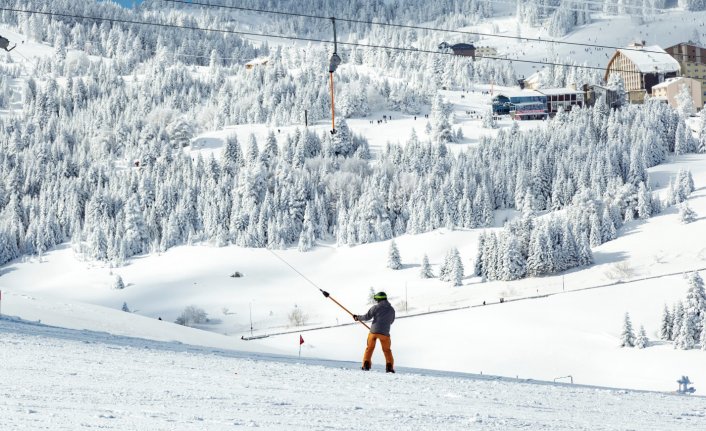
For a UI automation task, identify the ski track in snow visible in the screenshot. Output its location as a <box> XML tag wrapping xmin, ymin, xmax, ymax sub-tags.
<box><xmin>2</xmin><ymin>317</ymin><xmax>705</xmax><ymax>431</ymax></box>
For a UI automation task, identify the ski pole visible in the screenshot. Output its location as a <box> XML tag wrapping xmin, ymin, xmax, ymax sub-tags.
<box><xmin>320</xmin><ymin>289</ymin><xmax>370</xmax><ymax>330</ymax></box>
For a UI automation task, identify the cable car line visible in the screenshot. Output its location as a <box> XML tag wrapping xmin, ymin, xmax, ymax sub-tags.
<box><xmin>0</xmin><ymin>5</ymin><xmax>664</xmax><ymax>75</ymax></box>
<box><xmin>162</xmin><ymin>0</ymin><xmax>677</xmax><ymax>56</ymax></box>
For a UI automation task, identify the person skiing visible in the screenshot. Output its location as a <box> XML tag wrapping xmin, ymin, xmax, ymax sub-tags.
<box><xmin>353</xmin><ymin>291</ymin><xmax>395</xmax><ymax>373</ymax></box>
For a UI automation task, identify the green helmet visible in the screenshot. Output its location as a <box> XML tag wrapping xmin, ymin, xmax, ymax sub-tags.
<box><xmin>373</xmin><ymin>291</ymin><xmax>387</xmax><ymax>301</ymax></box>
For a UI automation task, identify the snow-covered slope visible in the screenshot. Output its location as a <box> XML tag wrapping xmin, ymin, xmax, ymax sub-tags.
<box><xmin>2</xmin><ymin>316</ymin><xmax>705</xmax><ymax>431</ymax></box>
<box><xmin>3</xmin><ymin>0</ymin><xmax>706</xmax><ymax>410</ymax></box>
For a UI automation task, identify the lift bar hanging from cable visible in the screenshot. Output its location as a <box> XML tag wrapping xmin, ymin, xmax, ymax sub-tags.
<box><xmin>328</xmin><ymin>17</ymin><xmax>341</xmax><ymax>135</ymax></box>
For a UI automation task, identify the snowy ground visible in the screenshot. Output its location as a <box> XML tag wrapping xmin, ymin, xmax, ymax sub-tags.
<box><xmin>188</xmin><ymin>85</ymin><xmax>541</xmax><ymax>160</ymax></box>
<box><xmin>2</xmin><ymin>316</ymin><xmax>705</xmax><ymax>431</ymax></box>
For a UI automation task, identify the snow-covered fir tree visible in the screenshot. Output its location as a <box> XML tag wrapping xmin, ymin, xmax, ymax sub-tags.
<box><xmin>121</xmin><ymin>302</ymin><xmax>130</xmax><ymax>312</ymax></box>
<box><xmin>420</xmin><ymin>253</ymin><xmax>434</xmax><ymax>278</ymax></box>
<box><xmin>481</xmin><ymin>108</ymin><xmax>498</xmax><ymax>129</ymax></box>
<box><xmin>684</xmin><ymin>271</ymin><xmax>706</xmax><ymax>343</ymax></box>
<box><xmin>672</xmin><ymin>301</ymin><xmax>685</xmax><ymax>344</ymax></box>
<box><xmin>675</xmin><ymin>84</ymin><xmax>696</xmax><ymax>117</ymax></box>
<box><xmin>430</xmin><ymin>94</ymin><xmax>455</xmax><ymax>144</ymax></box>
<box><xmin>679</xmin><ymin>0</ymin><xmax>706</xmax><ymax>12</ymax></box>
<box><xmin>635</xmin><ymin>325</ymin><xmax>649</xmax><ymax>349</ymax></box>
<box><xmin>439</xmin><ymin>247</ymin><xmax>463</xmax><ymax>286</ymax></box>
<box><xmin>674</xmin><ymin>311</ymin><xmax>696</xmax><ymax>350</ymax></box>
<box><xmin>387</xmin><ymin>240</ymin><xmax>402</xmax><ymax>270</ymax></box>
<box><xmin>679</xmin><ymin>202</ymin><xmax>697</xmax><ymax>224</ymax></box>
<box><xmin>620</xmin><ymin>312</ymin><xmax>636</xmax><ymax>347</ymax></box>
<box><xmin>113</xmin><ymin>275</ymin><xmax>125</xmax><ymax>290</ymax></box>
<box><xmin>660</xmin><ymin>304</ymin><xmax>673</xmax><ymax>341</ymax></box>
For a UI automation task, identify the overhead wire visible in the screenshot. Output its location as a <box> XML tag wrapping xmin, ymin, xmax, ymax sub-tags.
<box><xmin>162</xmin><ymin>0</ymin><xmax>677</xmax><ymax>56</ymax></box>
<box><xmin>0</xmin><ymin>5</ymin><xmax>622</xmax><ymax>73</ymax></box>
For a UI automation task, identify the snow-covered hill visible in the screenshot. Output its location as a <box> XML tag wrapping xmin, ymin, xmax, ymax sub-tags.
<box><xmin>3</xmin><ymin>2</ymin><xmax>706</xmax><ymax>423</ymax></box>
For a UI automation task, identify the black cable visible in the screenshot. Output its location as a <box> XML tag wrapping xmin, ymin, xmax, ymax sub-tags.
<box><xmin>0</xmin><ymin>5</ymin><xmax>657</xmax><ymax>74</ymax></box>
<box><xmin>162</xmin><ymin>0</ymin><xmax>679</xmax><ymax>56</ymax></box>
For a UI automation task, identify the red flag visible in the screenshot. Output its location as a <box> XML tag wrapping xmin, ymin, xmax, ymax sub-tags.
<box><xmin>299</xmin><ymin>335</ymin><xmax>304</xmax><ymax>345</ymax></box>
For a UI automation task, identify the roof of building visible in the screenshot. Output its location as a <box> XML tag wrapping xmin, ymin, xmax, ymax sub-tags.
<box><xmin>535</xmin><ymin>88</ymin><xmax>584</xmax><ymax>96</ymax></box>
<box><xmin>493</xmin><ymin>89</ymin><xmax>545</xmax><ymax>99</ymax></box>
<box><xmin>617</xmin><ymin>45</ymin><xmax>680</xmax><ymax>73</ymax></box>
<box><xmin>451</xmin><ymin>43</ymin><xmax>475</xmax><ymax>50</ymax></box>
<box><xmin>651</xmin><ymin>76</ymin><xmax>699</xmax><ymax>90</ymax></box>
<box><xmin>665</xmin><ymin>41</ymin><xmax>706</xmax><ymax>50</ymax></box>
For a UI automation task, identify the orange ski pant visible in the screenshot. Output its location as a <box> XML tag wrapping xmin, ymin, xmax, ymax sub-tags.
<box><xmin>363</xmin><ymin>332</ymin><xmax>394</xmax><ymax>367</ymax></box>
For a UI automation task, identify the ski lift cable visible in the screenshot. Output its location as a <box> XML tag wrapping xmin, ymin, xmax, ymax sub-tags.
<box><xmin>253</xmin><ymin>238</ymin><xmax>371</xmax><ymax>331</ymax></box>
<box><xmin>162</xmin><ymin>0</ymin><xmax>678</xmax><ymax>56</ymax></box>
<box><xmin>0</xmin><ymin>6</ymin><xmax>669</xmax><ymax>75</ymax></box>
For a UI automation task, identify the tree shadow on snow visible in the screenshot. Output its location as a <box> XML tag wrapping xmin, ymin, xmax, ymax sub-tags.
<box><xmin>0</xmin><ymin>266</ymin><xmax>17</xmax><ymax>277</ymax></box>
<box><xmin>591</xmin><ymin>250</ymin><xmax>629</xmax><ymax>266</ymax></box>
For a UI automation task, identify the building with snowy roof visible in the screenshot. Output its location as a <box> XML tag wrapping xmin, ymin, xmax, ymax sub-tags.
<box><xmin>651</xmin><ymin>77</ymin><xmax>703</xmax><ymax>112</ymax></box>
<box><xmin>604</xmin><ymin>42</ymin><xmax>681</xmax><ymax>104</ymax></box>
<box><xmin>438</xmin><ymin>42</ymin><xmax>476</xmax><ymax>60</ymax></box>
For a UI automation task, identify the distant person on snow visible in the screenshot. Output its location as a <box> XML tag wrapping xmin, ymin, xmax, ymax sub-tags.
<box><xmin>354</xmin><ymin>291</ymin><xmax>395</xmax><ymax>373</ymax></box>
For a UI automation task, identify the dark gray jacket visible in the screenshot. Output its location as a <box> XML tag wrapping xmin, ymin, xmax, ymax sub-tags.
<box><xmin>356</xmin><ymin>299</ymin><xmax>395</xmax><ymax>336</ymax></box>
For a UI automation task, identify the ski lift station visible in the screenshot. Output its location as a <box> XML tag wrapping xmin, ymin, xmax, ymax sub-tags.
<box><xmin>492</xmin><ymin>87</ymin><xmax>585</xmax><ymax>120</ymax></box>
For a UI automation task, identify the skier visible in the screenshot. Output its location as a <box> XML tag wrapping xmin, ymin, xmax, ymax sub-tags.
<box><xmin>353</xmin><ymin>291</ymin><xmax>395</xmax><ymax>373</ymax></box>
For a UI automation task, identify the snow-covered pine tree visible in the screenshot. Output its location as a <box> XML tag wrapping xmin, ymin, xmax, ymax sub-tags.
<box><xmin>675</xmin><ymin>83</ymin><xmax>696</xmax><ymax>117</ymax></box>
<box><xmin>701</xmin><ymin>319</ymin><xmax>706</xmax><ymax>350</ymax></box>
<box><xmin>430</xmin><ymin>94</ymin><xmax>455</xmax><ymax>144</ymax></box>
<box><xmin>606</xmin><ymin>73</ymin><xmax>626</xmax><ymax>107</ymax></box>
<box><xmin>672</xmin><ymin>301</ymin><xmax>685</xmax><ymax>343</ymax></box>
<box><xmin>679</xmin><ymin>202</ymin><xmax>697</xmax><ymax>224</ymax></box>
<box><xmin>675</xmin><ymin>311</ymin><xmax>696</xmax><ymax>350</ymax></box>
<box><xmin>481</xmin><ymin>107</ymin><xmax>498</xmax><ymax>129</ymax></box>
<box><xmin>387</xmin><ymin>240</ymin><xmax>402</xmax><ymax>270</ymax></box>
<box><xmin>684</xmin><ymin>271</ymin><xmax>706</xmax><ymax>342</ymax></box>
<box><xmin>113</xmin><ymin>274</ymin><xmax>125</xmax><ymax>290</ymax></box>
<box><xmin>674</xmin><ymin>120</ymin><xmax>694</xmax><ymax>156</ymax></box>
<box><xmin>121</xmin><ymin>301</ymin><xmax>130</xmax><ymax>312</ymax></box>
<box><xmin>635</xmin><ymin>325</ymin><xmax>649</xmax><ymax>349</ymax></box>
<box><xmin>502</xmin><ymin>234</ymin><xmax>527</xmax><ymax>280</ymax></box>
<box><xmin>297</xmin><ymin>203</ymin><xmax>315</xmax><ymax>252</ymax></box>
<box><xmin>420</xmin><ymin>253</ymin><xmax>434</xmax><ymax>278</ymax></box>
<box><xmin>439</xmin><ymin>248</ymin><xmax>452</xmax><ymax>281</ymax></box>
<box><xmin>660</xmin><ymin>304</ymin><xmax>673</xmax><ymax>341</ymax></box>
<box><xmin>368</xmin><ymin>286</ymin><xmax>376</xmax><ymax>305</ymax></box>
<box><xmin>449</xmin><ymin>247</ymin><xmax>464</xmax><ymax>286</ymax></box>
<box><xmin>679</xmin><ymin>0</ymin><xmax>706</xmax><ymax>12</ymax></box>
<box><xmin>620</xmin><ymin>312</ymin><xmax>635</xmax><ymax>347</ymax></box>
<box><xmin>636</xmin><ymin>182</ymin><xmax>652</xmax><ymax>219</ymax></box>
<box><xmin>123</xmin><ymin>196</ymin><xmax>148</xmax><ymax>257</ymax></box>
